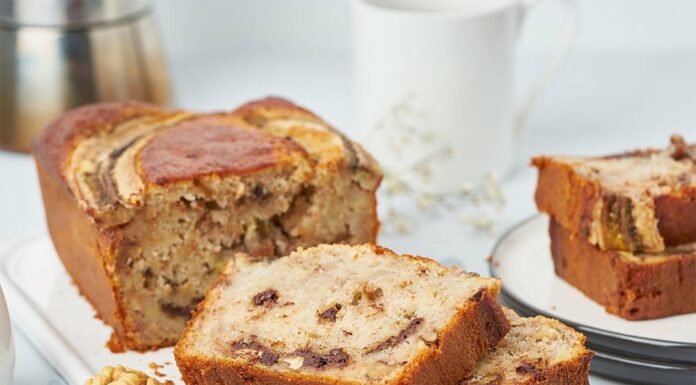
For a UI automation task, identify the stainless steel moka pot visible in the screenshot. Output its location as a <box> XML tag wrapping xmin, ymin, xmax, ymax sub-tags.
<box><xmin>0</xmin><ymin>0</ymin><xmax>172</xmax><ymax>152</ymax></box>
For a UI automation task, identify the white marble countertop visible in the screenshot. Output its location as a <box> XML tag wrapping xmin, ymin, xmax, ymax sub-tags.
<box><xmin>2</xmin><ymin>1</ymin><xmax>694</xmax><ymax>382</ymax></box>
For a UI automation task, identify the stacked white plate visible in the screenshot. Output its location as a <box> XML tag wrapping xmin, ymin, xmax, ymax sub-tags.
<box><xmin>490</xmin><ymin>215</ymin><xmax>696</xmax><ymax>385</ymax></box>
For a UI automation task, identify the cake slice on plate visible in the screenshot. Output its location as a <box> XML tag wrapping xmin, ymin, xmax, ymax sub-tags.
<box><xmin>175</xmin><ymin>244</ymin><xmax>510</xmax><ymax>385</ymax></box>
<box><xmin>533</xmin><ymin>136</ymin><xmax>696</xmax><ymax>320</ymax></box>
<box><xmin>532</xmin><ymin>135</ymin><xmax>695</xmax><ymax>253</ymax></box>
<box><xmin>549</xmin><ymin>218</ymin><xmax>696</xmax><ymax>320</ymax></box>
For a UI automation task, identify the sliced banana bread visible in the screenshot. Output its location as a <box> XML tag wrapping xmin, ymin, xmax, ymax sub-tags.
<box><xmin>33</xmin><ymin>97</ymin><xmax>381</xmax><ymax>351</ymax></box>
<box><xmin>550</xmin><ymin>218</ymin><xmax>696</xmax><ymax>320</ymax></box>
<box><xmin>175</xmin><ymin>244</ymin><xmax>510</xmax><ymax>385</ymax></box>
<box><xmin>463</xmin><ymin>309</ymin><xmax>593</xmax><ymax>385</ymax></box>
<box><xmin>532</xmin><ymin>135</ymin><xmax>695</xmax><ymax>253</ymax></box>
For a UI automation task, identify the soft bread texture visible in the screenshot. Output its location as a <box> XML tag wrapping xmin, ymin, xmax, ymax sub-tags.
<box><xmin>33</xmin><ymin>98</ymin><xmax>381</xmax><ymax>351</ymax></box>
<box><xmin>463</xmin><ymin>309</ymin><xmax>593</xmax><ymax>385</ymax></box>
<box><xmin>532</xmin><ymin>135</ymin><xmax>696</xmax><ymax>253</ymax></box>
<box><xmin>549</xmin><ymin>219</ymin><xmax>696</xmax><ymax>320</ymax></box>
<box><xmin>175</xmin><ymin>244</ymin><xmax>510</xmax><ymax>385</ymax></box>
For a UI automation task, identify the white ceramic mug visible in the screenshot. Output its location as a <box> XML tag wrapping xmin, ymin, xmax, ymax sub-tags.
<box><xmin>352</xmin><ymin>0</ymin><xmax>577</xmax><ymax>192</ymax></box>
<box><xmin>0</xmin><ymin>284</ymin><xmax>13</xmax><ymax>385</ymax></box>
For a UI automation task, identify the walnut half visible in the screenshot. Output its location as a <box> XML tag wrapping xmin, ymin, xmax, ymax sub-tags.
<box><xmin>84</xmin><ymin>366</ymin><xmax>162</xmax><ymax>385</ymax></box>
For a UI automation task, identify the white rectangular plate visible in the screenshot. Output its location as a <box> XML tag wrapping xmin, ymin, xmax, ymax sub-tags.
<box><xmin>0</xmin><ymin>235</ymin><xmax>184</xmax><ymax>385</ymax></box>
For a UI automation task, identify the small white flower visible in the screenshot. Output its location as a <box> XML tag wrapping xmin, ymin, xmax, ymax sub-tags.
<box><xmin>370</xmin><ymin>93</ymin><xmax>506</xmax><ymax>236</ymax></box>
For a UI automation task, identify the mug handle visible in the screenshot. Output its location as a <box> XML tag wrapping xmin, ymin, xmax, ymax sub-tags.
<box><xmin>515</xmin><ymin>0</ymin><xmax>579</xmax><ymax>133</ymax></box>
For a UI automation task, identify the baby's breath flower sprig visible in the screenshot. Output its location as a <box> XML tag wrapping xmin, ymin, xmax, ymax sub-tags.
<box><xmin>371</xmin><ymin>93</ymin><xmax>506</xmax><ymax>235</ymax></box>
<box><xmin>385</xmin><ymin>207</ymin><xmax>414</xmax><ymax>235</ymax></box>
<box><xmin>380</xmin><ymin>170</ymin><xmax>505</xmax><ymax>235</ymax></box>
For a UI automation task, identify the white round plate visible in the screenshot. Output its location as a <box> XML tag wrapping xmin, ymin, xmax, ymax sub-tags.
<box><xmin>490</xmin><ymin>215</ymin><xmax>696</xmax><ymax>363</ymax></box>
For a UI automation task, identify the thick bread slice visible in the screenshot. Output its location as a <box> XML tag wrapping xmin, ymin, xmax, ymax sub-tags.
<box><xmin>532</xmin><ymin>135</ymin><xmax>696</xmax><ymax>253</ymax></box>
<box><xmin>549</xmin><ymin>218</ymin><xmax>696</xmax><ymax>320</ymax></box>
<box><xmin>463</xmin><ymin>309</ymin><xmax>593</xmax><ymax>385</ymax></box>
<box><xmin>175</xmin><ymin>244</ymin><xmax>510</xmax><ymax>385</ymax></box>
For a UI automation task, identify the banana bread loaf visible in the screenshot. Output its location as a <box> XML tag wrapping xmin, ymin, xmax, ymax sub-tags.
<box><xmin>174</xmin><ymin>244</ymin><xmax>510</xmax><ymax>385</ymax></box>
<box><xmin>533</xmin><ymin>135</ymin><xmax>695</xmax><ymax>253</ymax></box>
<box><xmin>33</xmin><ymin>97</ymin><xmax>381</xmax><ymax>351</ymax></box>
<box><xmin>549</xmin><ymin>218</ymin><xmax>696</xmax><ymax>320</ymax></box>
<box><xmin>463</xmin><ymin>309</ymin><xmax>593</xmax><ymax>385</ymax></box>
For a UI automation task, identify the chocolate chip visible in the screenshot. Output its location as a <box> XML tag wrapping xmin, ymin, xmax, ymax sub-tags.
<box><xmin>232</xmin><ymin>340</ymin><xmax>278</xmax><ymax>366</ymax></box>
<box><xmin>252</xmin><ymin>185</ymin><xmax>268</xmax><ymax>199</ymax></box>
<box><xmin>302</xmin><ymin>352</ymin><xmax>328</xmax><ymax>368</ymax></box>
<box><xmin>253</xmin><ymin>289</ymin><xmax>279</xmax><ymax>306</ymax></box>
<box><xmin>516</xmin><ymin>363</ymin><xmax>543</xmax><ymax>380</ymax></box>
<box><xmin>465</xmin><ymin>374</ymin><xmax>503</xmax><ymax>385</ymax></box>
<box><xmin>294</xmin><ymin>348</ymin><xmax>351</xmax><ymax>369</ymax></box>
<box><xmin>159</xmin><ymin>301</ymin><xmax>194</xmax><ymax>317</ymax></box>
<box><xmin>260</xmin><ymin>351</ymin><xmax>279</xmax><ymax>366</ymax></box>
<box><xmin>367</xmin><ymin>317</ymin><xmax>424</xmax><ymax>354</ymax></box>
<box><xmin>319</xmin><ymin>304</ymin><xmax>342</xmax><ymax>321</ymax></box>
<box><xmin>328</xmin><ymin>348</ymin><xmax>350</xmax><ymax>367</ymax></box>
<box><xmin>471</xmin><ymin>288</ymin><xmax>485</xmax><ymax>302</ymax></box>
<box><xmin>205</xmin><ymin>200</ymin><xmax>222</xmax><ymax>210</ymax></box>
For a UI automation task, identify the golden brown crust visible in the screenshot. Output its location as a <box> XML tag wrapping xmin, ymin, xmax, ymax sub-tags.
<box><xmin>32</xmin><ymin>101</ymin><xmax>163</xmax><ymax>190</ymax></box>
<box><xmin>393</xmin><ymin>290</ymin><xmax>510</xmax><ymax>385</ymax></box>
<box><xmin>231</xmin><ymin>97</ymin><xmax>321</xmax><ymax>122</ymax></box>
<box><xmin>532</xmin><ymin>156</ymin><xmax>601</xmax><ymax>243</ymax></box>
<box><xmin>230</xmin><ymin>97</ymin><xmax>378</xmax><ymax>174</ymax></box>
<box><xmin>532</xmin><ymin>156</ymin><xmax>696</xmax><ymax>249</ymax></box>
<box><xmin>38</xmin><ymin>155</ymin><xmax>198</xmax><ymax>352</ymax></box>
<box><xmin>35</xmin><ymin>160</ymin><xmax>127</xmax><ymax>341</ymax></box>
<box><xmin>655</xmin><ymin>187</ymin><xmax>696</xmax><ymax>246</ymax></box>
<box><xmin>139</xmin><ymin>116</ymin><xmax>307</xmax><ymax>184</ymax></box>
<box><xmin>37</xmin><ymin>160</ymin><xmax>165</xmax><ymax>352</ymax></box>
<box><xmin>463</xmin><ymin>353</ymin><xmax>593</xmax><ymax>385</ymax></box>
<box><xmin>175</xmin><ymin>288</ymin><xmax>509</xmax><ymax>385</ymax></box>
<box><xmin>549</xmin><ymin>218</ymin><xmax>696</xmax><ymax>320</ymax></box>
<box><xmin>502</xmin><ymin>351</ymin><xmax>593</xmax><ymax>385</ymax></box>
<box><xmin>531</xmin><ymin>352</ymin><xmax>593</xmax><ymax>385</ymax></box>
<box><xmin>366</xmin><ymin>189</ymin><xmax>381</xmax><ymax>244</ymax></box>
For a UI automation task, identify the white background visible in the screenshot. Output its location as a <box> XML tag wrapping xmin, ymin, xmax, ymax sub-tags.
<box><xmin>151</xmin><ymin>0</ymin><xmax>695</xmax><ymax>153</ymax></box>
<box><xmin>3</xmin><ymin>0</ymin><xmax>695</xmax><ymax>384</ymax></box>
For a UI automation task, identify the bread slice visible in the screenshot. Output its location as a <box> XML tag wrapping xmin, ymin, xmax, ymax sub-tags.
<box><xmin>175</xmin><ymin>244</ymin><xmax>510</xmax><ymax>385</ymax></box>
<box><xmin>463</xmin><ymin>309</ymin><xmax>593</xmax><ymax>385</ymax></box>
<box><xmin>549</xmin><ymin>218</ymin><xmax>696</xmax><ymax>320</ymax></box>
<box><xmin>532</xmin><ymin>135</ymin><xmax>695</xmax><ymax>253</ymax></box>
<box><xmin>32</xmin><ymin>97</ymin><xmax>381</xmax><ymax>351</ymax></box>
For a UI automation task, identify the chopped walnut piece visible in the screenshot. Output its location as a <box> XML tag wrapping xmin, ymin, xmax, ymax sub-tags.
<box><xmin>670</xmin><ymin>134</ymin><xmax>688</xmax><ymax>160</ymax></box>
<box><xmin>419</xmin><ymin>330</ymin><xmax>438</xmax><ymax>344</ymax></box>
<box><xmin>352</xmin><ymin>282</ymin><xmax>384</xmax><ymax>305</ymax></box>
<box><xmin>84</xmin><ymin>365</ymin><xmax>163</xmax><ymax>385</ymax></box>
<box><xmin>283</xmin><ymin>356</ymin><xmax>304</xmax><ymax>370</ymax></box>
<box><xmin>363</xmin><ymin>283</ymin><xmax>384</xmax><ymax>301</ymax></box>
